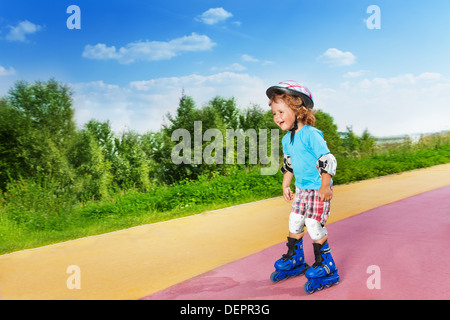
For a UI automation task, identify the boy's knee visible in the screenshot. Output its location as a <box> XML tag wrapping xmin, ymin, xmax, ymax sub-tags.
<box><xmin>305</xmin><ymin>218</ymin><xmax>327</xmax><ymax>241</ymax></box>
<box><xmin>289</xmin><ymin>212</ymin><xmax>305</xmax><ymax>234</ymax></box>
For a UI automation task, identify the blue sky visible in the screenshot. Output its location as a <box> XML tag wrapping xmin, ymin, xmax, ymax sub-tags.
<box><xmin>1</xmin><ymin>0</ymin><xmax>450</xmax><ymax>136</ymax></box>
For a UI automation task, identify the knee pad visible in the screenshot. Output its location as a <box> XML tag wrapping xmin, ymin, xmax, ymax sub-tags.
<box><xmin>305</xmin><ymin>218</ymin><xmax>327</xmax><ymax>241</ymax></box>
<box><xmin>289</xmin><ymin>212</ymin><xmax>305</xmax><ymax>234</ymax></box>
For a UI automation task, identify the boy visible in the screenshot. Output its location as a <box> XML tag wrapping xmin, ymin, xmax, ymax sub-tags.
<box><xmin>267</xmin><ymin>80</ymin><xmax>340</xmax><ymax>293</ymax></box>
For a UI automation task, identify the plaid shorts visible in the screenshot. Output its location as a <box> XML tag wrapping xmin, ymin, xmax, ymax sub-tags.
<box><xmin>291</xmin><ymin>187</ymin><xmax>332</xmax><ymax>225</ymax></box>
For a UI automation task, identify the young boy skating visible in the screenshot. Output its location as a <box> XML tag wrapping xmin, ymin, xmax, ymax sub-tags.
<box><xmin>267</xmin><ymin>80</ymin><xmax>340</xmax><ymax>293</ymax></box>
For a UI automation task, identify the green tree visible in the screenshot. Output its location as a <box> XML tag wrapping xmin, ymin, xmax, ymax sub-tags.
<box><xmin>342</xmin><ymin>126</ymin><xmax>361</xmax><ymax>158</ymax></box>
<box><xmin>0</xmin><ymin>79</ymin><xmax>76</xmax><ymax>188</ymax></box>
<box><xmin>84</xmin><ymin>120</ymin><xmax>115</xmax><ymax>163</ymax></box>
<box><xmin>112</xmin><ymin>131</ymin><xmax>150</xmax><ymax>191</ymax></box>
<box><xmin>160</xmin><ymin>94</ymin><xmax>199</xmax><ymax>184</ymax></box>
<box><xmin>359</xmin><ymin>129</ymin><xmax>376</xmax><ymax>157</ymax></box>
<box><xmin>239</xmin><ymin>104</ymin><xmax>268</xmax><ymax>131</ymax></box>
<box><xmin>340</xmin><ymin>127</ymin><xmax>377</xmax><ymax>158</ymax></box>
<box><xmin>7</xmin><ymin>79</ymin><xmax>75</xmax><ymax>150</ymax></box>
<box><xmin>314</xmin><ymin>110</ymin><xmax>343</xmax><ymax>156</ymax></box>
<box><xmin>164</xmin><ymin>93</ymin><xmax>199</xmax><ymax>134</ymax></box>
<box><xmin>140</xmin><ymin>130</ymin><xmax>167</xmax><ymax>185</ymax></box>
<box><xmin>0</xmin><ymin>98</ymin><xmax>22</xmax><ymax>189</ymax></box>
<box><xmin>69</xmin><ymin>128</ymin><xmax>112</xmax><ymax>201</ymax></box>
<box><xmin>209</xmin><ymin>96</ymin><xmax>239</xmax><ymax>130</ymax></box>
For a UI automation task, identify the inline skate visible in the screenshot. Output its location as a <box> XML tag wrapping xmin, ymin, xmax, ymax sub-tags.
<box><xmin>304</xmin><ymin>241</ymin><xmax>340</xmax><ymax>293</ymax></box>
<box><xmin>270</xmin><ymin>237</ymin><xmax>310</xmax><ymax>282</ymax></box>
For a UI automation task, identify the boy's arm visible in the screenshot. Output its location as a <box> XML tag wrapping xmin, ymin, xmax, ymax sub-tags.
<box><xmin>316</xmin><ymin>153</ymin><xmax>337</xmax><ymax>202</ymax></box>
<box><xmin>281</xmin><ymin>154</ymin><xmax>294</xmax><ymax>201</ymax></box>
<box><xmin>319</xmin><ymin>173</ymin><xmax>333</xmax><ymax>202</ymax></box>
<box><xmin>282</xmin><ymin>171</ymin><xmax>294</xmax><ymax>202</ymax></box>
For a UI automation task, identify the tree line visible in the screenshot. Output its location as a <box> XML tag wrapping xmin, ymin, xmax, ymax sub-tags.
<box><xmin>0</xmin><ymin>79</ymin><xmax>378</xmax><ymax>202</ymax></box>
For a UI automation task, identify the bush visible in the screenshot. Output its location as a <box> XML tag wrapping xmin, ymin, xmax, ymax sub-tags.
<box><xmin>333</xmin><ymin>144</ymin><xmax>450</xmax><ymax>185</ymax></box>
<box><xmin>77</xmin><ymin>167</ymin><xmax>283</xmax><ymax>221</ymax></box>
<box><xmin>2</xmin><ymin>179</ymin><xmax>77</xmax><ymax>231</ymax></box>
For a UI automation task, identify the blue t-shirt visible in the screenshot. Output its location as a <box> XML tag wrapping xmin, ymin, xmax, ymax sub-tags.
<box><xmin>282</xmin><ymin>125</ymin><xmax>332</xmax><ymax>190</ymax></box>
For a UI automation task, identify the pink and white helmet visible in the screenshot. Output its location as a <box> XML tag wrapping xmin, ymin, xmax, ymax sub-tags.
<box><xmin>266</xmin><ymin>80</ymin><xmax>314</xmax><ymax>109</ymax></box>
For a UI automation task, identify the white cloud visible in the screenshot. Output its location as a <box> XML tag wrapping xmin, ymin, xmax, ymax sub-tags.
<box><xmin>261</xmin><ymin>60</ymin><xmax>275</xmax><ymax>66</ymax></box>
<box><xmin>0</xmin><ymin>65</ymin><xmax>16</xmax><ymax>76</ymax></box>
<box><xmin>318</xmin><ymin>48</ymin><xmax>356</xmax><ymax>67</ymax></box>
<box><xmin>211</xmin><ymin>63</ymin><xmax>246</xmax><ymax>72</ymax></box>
<box><xmin>82</xmin><ymin>33</ymin><xmax>216</xmax><ymax>64</ymax></box>
<box><xmin>241</xmin><ymin>54</ymin><xmax>259</xmax><ymax>63</ymax></box>
<box><xmin>226</xmin><ymin>63</ymin><xmax>246</xmax><ymax>71</ymax></box>
<box><xmin>82</xmin><ymin>43</ymin><xmax>121</xmax><ymax>60</ymax></box>
<box><xmin>356</xmin><ymin>73</ymin><xmax>445</xmax><ymax>90</ymax></box>
<box><xmin>314</xmin><ymin>72</ymin><xmax>450</xmax><ymax>136</ymax></box>
<box><xmin>196</xmin><ymin>7</ymin><xmax>233</xmax><ymax>25</ymax></box>
<box><xmin>71</xmin><ymin>70</ymin><xmax>449</xmax><ymax>138</ymax></box>
<box><xmin>6</xmin><ymin>20</ymin><xmax>42</xmax><ymax>42</ymax></box>
<box><xmin>416</xmin><ymin>72</ymin><xmax>443</xmax><ymax>81</ymax></box>
<box><xmin>72</xmin><ymin>72</ymin><xmax>268</xmax><ymax>134</ymax></box>
<box><xmin>240</xmin><ymin>54</ymin><xmax>274</xmax><ymax>67</ymax></box>
<box><xmin>343</xmin><ymin>70</ymin><xmax>369</xmax><ymax>78</ymax></box>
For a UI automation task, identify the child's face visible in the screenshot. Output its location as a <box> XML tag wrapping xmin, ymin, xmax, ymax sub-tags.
<box><xmin>271</xmin><ymin>99</ymin><xmax>296</xmax><ymax>131</ymax></box>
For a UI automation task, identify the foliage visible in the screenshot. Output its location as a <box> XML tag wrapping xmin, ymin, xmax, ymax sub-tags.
<box><xmin>1</xmin><ymin>179</ymin><xmax>77</xmax><ymax>231</ymax></box>
<box><xmin>0</xmin><ymin>78</ymin><xmax>449</xmax><ymax>254</ymax></box>
<box><xmin>0</xmin><ymin>79</ymin><xmax>76</xmax><ymax>189</ymax></box>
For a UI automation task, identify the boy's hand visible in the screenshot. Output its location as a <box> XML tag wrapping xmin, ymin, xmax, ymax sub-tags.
<box><xmin>319</xmin><ymin>185</ymin><xmax>333</xmax><ymax>202</ymax></box>
<box><xmin>283</xmin><ymin>187</ymin><xmax>294</xmax><ymax>202</ymax></box>
<box><xmin>319</xmin><ymin>173</ymin><xmax>333</xmax><ymax>202</ymax></box>
<box><xmin>282</xmin><ymin>171</ymin><xmax>294</xmax><ymax>202</ymax></box>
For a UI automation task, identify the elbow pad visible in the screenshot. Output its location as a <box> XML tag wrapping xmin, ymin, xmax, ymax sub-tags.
<box><xmin>316</xmin><ymin>153</ymin><xmax>337</xmax><ymax>177</ymax></box>
<box><xmin>281</xmin><ymin>154</ymin><xmax>293</xmax><ymax>174</ymax></box>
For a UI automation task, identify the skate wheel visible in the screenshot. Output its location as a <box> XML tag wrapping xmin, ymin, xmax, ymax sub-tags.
<box><xmin>304</xmin><ymin>280</ymin><xmax>315</xmax><ymax>294</ymax></box>
<box><xmin>270</xmin><ymin>271</ymin><xmax>280</xmax><ymax>283</ymax></box>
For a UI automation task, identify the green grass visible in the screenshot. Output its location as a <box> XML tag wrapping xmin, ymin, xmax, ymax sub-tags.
<box><xmin>333</xmin><ymin>144</ymin><xmax>450</xmax><ymax>185</ymax></box>
<box><xmin>1</xmin><ymin>138</ymin><xmax>449</xmax><ymax>255</ymax></box>
<box><xmin>0</xmin><ymin>168</ymin><xmax>284</xmax><ymax>254</ymax></box>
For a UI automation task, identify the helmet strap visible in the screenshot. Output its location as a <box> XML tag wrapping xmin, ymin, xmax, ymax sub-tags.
<box><xmin>290</xmin><ymin>117</ymin><xmax>298</xmax><ymax>143</ymax></box>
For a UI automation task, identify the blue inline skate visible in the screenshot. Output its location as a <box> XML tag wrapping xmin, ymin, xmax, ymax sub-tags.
<box><xmin>304</xmin><ymin>241</ymin><xmax>340</xmax><ymax>293</ymax></box>
<box><xmin>270</xmin><ymin>237</ymin><xmax>310</xmax><ymax>283</ymax></box>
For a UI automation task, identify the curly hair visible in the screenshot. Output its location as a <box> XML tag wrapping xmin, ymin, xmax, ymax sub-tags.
<box><xmin>269</xmin><ymin>93</ymin><xmax>315</xmax><ymax>126</ymax></box>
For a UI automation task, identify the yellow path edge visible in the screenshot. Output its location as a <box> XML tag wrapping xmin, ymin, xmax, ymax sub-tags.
<box><xmin>1</xmin><ymin>163</ymin><xmax>449</xmax><ymax>300</ymax></box>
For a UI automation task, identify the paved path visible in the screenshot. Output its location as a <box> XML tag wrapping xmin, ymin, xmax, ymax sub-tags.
<box><xmin>0</xmin><ymin>163</ymin><xmax>449</xmax><ymax>300</ymax></box>
<box><xmin>142</xmin><ymin>186</ymin><xmax>450</xmax><ymax>300</ymax></box>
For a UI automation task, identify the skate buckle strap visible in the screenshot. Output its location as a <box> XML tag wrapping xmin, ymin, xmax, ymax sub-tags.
<box><xmin>311</xmin><ymin>262</ymin><xmax>331</xmax><ymax>274</ymax></box>
<box><xmin>281</xmin><ymin>254</ymin><xmax>292</xmax><ymax>262</ymax></box>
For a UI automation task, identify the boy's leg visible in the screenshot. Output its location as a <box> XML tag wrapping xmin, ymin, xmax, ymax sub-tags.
<box><xmin>278</xmin><ymin>212</ymin><xmax>307</xmax><ymax>270</ymax></box>
<box><xmin>313</xmin><ymin>235</ymin><xmax>327</xmax><ymax>245</ymax></box>
<box><xmin>305</xmin><ymin>217</ymin><xmax>328</xmax><ymax>243</ymax></box>
<box><xmin>289</xmin><ymin>209</ymin><xmax>305</xmax><ymax>240</ymax></box>
<box><xmin>270</xmin><ymin>236</ymin><xmax>310</xmax><ymax>282</ymax></box>
<box><xmin>270</xmin><ymin>211</ymin><xmax>309</xmax><ymax>282</ymax></box>
<box><xmin>304</xmin><ymin>239</ymin><xmax>340</xmax><ymax>293</ymax></box>
<box><xmin>305</xmin><ymin>218</ymin><xmax>336</xmax><ymax>274</ymax></box>
<box><xmin>304</xmin><ymin>218</ymin><xmax>339</xmax><ymax>293</ymax></box>
<box><xmin>289</xmin><ymin>232</ymin><xmax>304</xmax><ymax>240</ymax></box>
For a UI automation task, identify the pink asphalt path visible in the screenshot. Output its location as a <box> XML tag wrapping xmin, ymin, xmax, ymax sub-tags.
<box><xmin>142</xmin><ymin>186</ymin><xmax>450</xmax><ymax>300</ymax></box>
